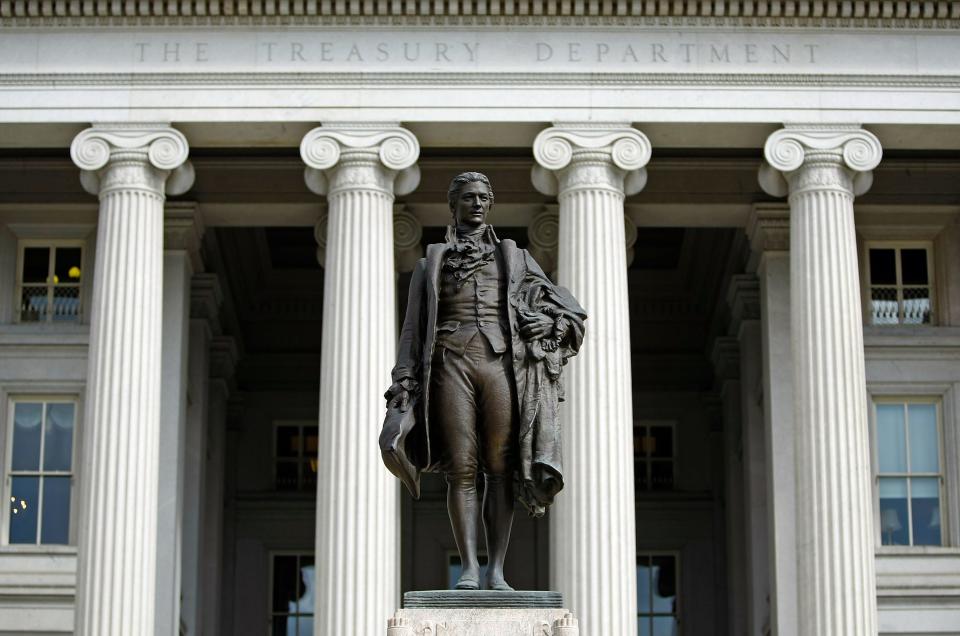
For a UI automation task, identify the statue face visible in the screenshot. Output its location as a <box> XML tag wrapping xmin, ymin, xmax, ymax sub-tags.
<box><xmin>452</xmin><ymin>181</ymin><xmax>492</xmax><ymax>231</ymax></box>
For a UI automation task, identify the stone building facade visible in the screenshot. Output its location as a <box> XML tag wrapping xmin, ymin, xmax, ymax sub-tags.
<box><xmin>0</xmin><ymin>2</ymin><xmax>959</xmax><ymax>635</ymax></box>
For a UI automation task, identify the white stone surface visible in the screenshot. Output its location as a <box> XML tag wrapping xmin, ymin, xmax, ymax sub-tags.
<box><xmin>303</xmin><ymin>124</ymin><xmax>419</xmax><ymax>635</ymax></box>
<box><xmin>761</xmin><ymin>125</ymin><xmax>881</xmax><ymax>635</ymax></box>
<box><xmin>70</xmin><ymin>124</ymin><xmax>193</xmax><ymax>636</ymax></box>
<box><xmin>533</xmin><ymin>124</ymin><xmax>645</xmax><ymax>636</ymax></box>
<box><xmin>388</xmin><ymin>608</ymin><xmax>579</xmax><ymax>635</ymax></box>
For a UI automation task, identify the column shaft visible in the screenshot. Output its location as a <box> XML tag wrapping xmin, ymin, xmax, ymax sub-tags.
<box><xmin>301</xmin><ymin>125</ymin><xmax>419</xmax><ymax>635</ymax></box>
<box><xmin>791</xmin><ymin>185</ymin><xmax>876</xmax><ymax>635</ymax></box>
<box><xmin>71</xmin><ymin>125</ymin><xmax>193</xmax><ymax>636</ymax></box>
<box><xmin>80</xmin><ymin>185</ymin><xmax>164</xmax><ymax>635</ymax></box>
<box><xmin>316</xmin><ymin>184</ymin><xmax>399</xmax><ymax>634</ymax></box>
<box><xmin>760</xmin><ymin>126</ymin><xmax>882</xmax><ymax>636</ymax></box>
<box><xmin>534</xmin><ymin>125</ymin><xmax>650</xmax><ymax>636</ymax></box>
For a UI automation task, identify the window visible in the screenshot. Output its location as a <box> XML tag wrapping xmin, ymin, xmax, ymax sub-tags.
<box><xmin>5</xmin><ymin>399</ymin><xmax>77</xmax><ymax>545</ymax></box>
<box><xmin>15</xmin><ymin>242</ymin><xmax>83</xmax><ymax>323</ymax></box>
<box><xmin>874</xmin><ymin>399</ymin><xmax>944</xmax><ymax>546</ymax></box>
<box><xmin>634</xmin><ymin>422</ymin><xmax>675</xmax><ymax>492</ymax></box>
<box><xmin>637</xmin><ymin>553</ymin><xmax>679</xmax><ymax>636</ymax></box>
<box><xmin>270</xmin><ymin>553</ymin><xmax>314</xmax><ymax>636</ymax></box>
<box><xmin>866</xmin><ymin>244</ymin><xmax>933</xmax><ymax>325</ymax></box>
<box><xmin>273</xmin><ymin>421</ymin><xmax>318</xmax><ymax>492</ymax></box>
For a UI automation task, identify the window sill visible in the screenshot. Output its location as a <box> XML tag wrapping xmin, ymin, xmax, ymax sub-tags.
<box><xmin>0</xmin><ymin>544</ymin><xmax>77</xmax><ymax>555</ymax></box>
<box><xmin>0</xmin><ymin>323</ymin><xmax>89</xmax><ymax>346</ymax></box>
<box><xmin>876</xmin><ymin>546</ymin><xmax>960</xmax><ymax>556</ymax></box>
<box><xmin>864</xmin><ymin>325</ymin><xmax>960</xmax><ymax>347</ymax></box>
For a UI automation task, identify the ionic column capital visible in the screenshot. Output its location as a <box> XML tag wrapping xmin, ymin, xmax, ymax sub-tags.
<box><xmin>300</xmin><ymin>124</ymin><xmax>420</xmax><ymax>197</ymax></box>
<box><xmin>71</xmin><ymin>124</ymin><xmax>194</xmax><ymax>197</ymax></box>
<box><xmin>393</xmin><ymin>205</ymin><xmax>423</xmax><ymax>273</ymax></box>
<box><xmin>759</xmin><ymin>125</ymin><xmax>882</xmax><ymax>198</ymax></box>
<box><xmin>531</xmin><ymin>124</ymin><xmax>652</xmax><ymax>197</ymax></box>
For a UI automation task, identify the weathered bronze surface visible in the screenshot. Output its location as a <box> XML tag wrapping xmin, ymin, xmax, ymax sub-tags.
<box><xmin>380</xmin><ymin>172</ymin><xmax>586</xmax><ymax>591</ymax></box>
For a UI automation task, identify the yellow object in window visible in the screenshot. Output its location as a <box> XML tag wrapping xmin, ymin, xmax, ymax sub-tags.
<box><xmin>68</xmin><ymin>266</ymin><xmax>81</xmax><ymax>279</ymax></box>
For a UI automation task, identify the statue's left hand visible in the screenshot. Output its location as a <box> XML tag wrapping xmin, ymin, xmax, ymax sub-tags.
<box><xmin>519</xmin><ymin>311</ymin><xmax>554</xmax><ymax>340</ymax></box>
<box><xmin>384</xmin><ymin>380</ymin><xmax>417</xmax><ymax>412</ymax></box>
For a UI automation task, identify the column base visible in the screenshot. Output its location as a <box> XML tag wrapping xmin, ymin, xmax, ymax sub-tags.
<box><xmin>388</xmin><ymin>591</ymin><xmax>580</xmax><ymax>635</ymax></box>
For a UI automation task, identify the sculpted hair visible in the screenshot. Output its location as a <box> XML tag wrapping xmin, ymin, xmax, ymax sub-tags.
<box><xmin>447</xmin><ymin>172</ymin><xmax>494</xmax><ymax>213</ymax></box>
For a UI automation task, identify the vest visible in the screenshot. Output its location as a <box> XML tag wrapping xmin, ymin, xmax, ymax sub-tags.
<box><xmin>436</xmin><ymin>249</ymin><xmax>508</xmax><ymax>355</ymax></box>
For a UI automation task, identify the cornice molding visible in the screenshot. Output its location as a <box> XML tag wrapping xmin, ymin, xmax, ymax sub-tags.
<box><xmin>2</xmin><ymin>0</ymin><xmax>957</xmax><ymax>27</ymax></box>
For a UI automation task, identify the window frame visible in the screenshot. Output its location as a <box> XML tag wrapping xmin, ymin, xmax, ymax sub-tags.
<box><xmin>863</xmin><ymin>240</ymin><xmax>936</xmax><ymax>326</ymax></box>
<box><xmin>267</xmin><ymin>550</ymin><xmax>315</xmax><ymax>636</ymax></box>
<box><xmin>634</xmin><ymin>420</ymin><xmax>677</xmax><ymax>493</ymax></box>
<box><xmin>13</xmin><ymin>238</ymin><xmax>86</xmax><ymax>325</ymax></box>
<box><xmin>1</xmin><ymin>393</ymin><xmax>81</xmax><ymax>548</ymax></box>
<box><xmin>272</xmin><ymin>420</ymin><xmax>319</xmax><ymax>493</ymax></box>
<box><xmin>868</xmin><ymin>386</ymin><xmax>959</xmax><ymax>551</ymax></box>
<box><xmin>636</xmin><ymin>550</ymin><xmax>682</xmax><ymax>636</ymax></box>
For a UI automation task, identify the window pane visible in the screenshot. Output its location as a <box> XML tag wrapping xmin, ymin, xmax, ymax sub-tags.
<box><xmin>298</xmin><ymin>617</ymin><xmax>313</xmax><ymax>636</ymax></box>
<box><xmin>650</xmin><ymin>426</ymin><xmax>673</xmax><ymax>458</ymax></box>
<box><xmin>297</xmin><ymin>557</ymin><xmax>315</xmax><ymax>615</ymax></box>
<box><xmin>52</xmin><ymin>286</ymin><xmax>81</xmax><ymax>323</ymax></box>
<box><xmin>637</xmin><ymin>559</ymin><xmax>652</xmax><ymax>613</ymax></box>
<box><xmin>304</xmin><ymin>429</ymin><xmax>318</xmax><ymax>459</ymax></box>
<box><xmin>272</xmin><ymin>616</ymin><xmax>289</xmax><ymax>636</ymax></box>
<box><xmin>44</xmin><ymin>403</ymin><xmax>75</xmax><ymax>471</ymax></box>
<box><xmin>879</xmin><ymin>477</ymin><xmax>909</xmax><ymax>546</ymax></box>
<box><xmin>276</xmin><ymin>426</ymin><xmax>299</xmax><ymax>458</ymax></box>
<box><xmin>900</xmin><ymin>249</ymin><xmax>928</xmax><ymax>285</ymax></box>
<box><xmin>22</xmin><ymin>247</ymin><xmax>50</xmax><ymax>283</ymax></box>
<box><xmin>870</xmin><ymin>287</ymin><xmax>899</xmax><ymax>325</ymax></box>
<box><xmin>869</xmin><ymin>249</ymin><xmax>897</xmax><ymax>285</ymax></box>
<box><xmin>40</xmin><ymin>476</ymin><xmax>71</xmax><ymax>544</ymax></box>
<box><xmin>907</xmin><ymin>404</ymin><xmax>939</xmax><ymax>473</ymax></box>
<box><xmin>276</xmin><ymin>461</ymin><xmax>298</xmax><ymax>490</ymax></box>
<box><xmin>876</xmin><ymin>404</ymin><xmax>906</xmax><ymax>473</ymax></box>
<box><xmin>902</xmin><ymin>288</ymin><xmax>931</xmax><ymax>325</ymax></box>
<box><xmin>652</xmin><ymin>616</ymin><xmax>679</xmax><ymax>636</ymax></box>
<box><xmin>20</xmin><ymin>285</ymin><xmax>49</xmax><ymax>322</ymax></box>
<box><xmin>639</xmin><ymin>618</ymin><xmax>652</xmax><ymax>636</ymax></box>
<box><xmin>12</xmin><ymin>402</ymin><xmax>43</xmax><ymax>471</ymax></box>
<box><xmin>9</xmin><ymin>476</ymin><xmax>40</xmax><ymax>543</ymax></box>
<box><xmin>650</xmin><ymin>461</ymin><xmax>674</xmax><ymax>491</ymax></box>
<box><xmin>635</xmin><ymin>460</ymin><xmax>649</xmax><ymax>491</ymax></box>
<box><xmin>54</xmin><ymin>247</ymin><xmax>82</xmax><ymax>283</ymax></box>
<box><xmin>273</xmin><ymin>555</ymin><xmax>298</xmax><ymax>613</ymax></box>
<box><xmin>651</xmin><ymin>555</ymin><xmax>676</xmax><ymax>613</ymax></box>
<box><xmin>911</xmin><ymin>477</ymin><xmax>941</xmax><ymax>546</ymax></box>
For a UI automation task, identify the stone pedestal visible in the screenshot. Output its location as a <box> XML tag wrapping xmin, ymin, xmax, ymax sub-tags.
<box><xmin>388</xmin><ymin>591</ymin><xmax>579</xmax><ymax>635</ymax></box>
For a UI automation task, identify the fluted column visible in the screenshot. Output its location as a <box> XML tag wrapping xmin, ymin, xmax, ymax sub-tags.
<box><xmin>532</xmin><ymin>124</ymin><xmax>650</xmax><ymax>636</ymax></box>
<box><xmin>760</xmin><ymin>125</ymin><xmax>882</xmax><ymax>636</ymax></box>
<box><xmin>300</xmin><ymin>124</ymin><xmax>420</xmax><ymax>635</ymax></box>
<box><xmin>70</xmin><ymin>124</ymin><xmax>194</xmax><ymax>636</ymax></box>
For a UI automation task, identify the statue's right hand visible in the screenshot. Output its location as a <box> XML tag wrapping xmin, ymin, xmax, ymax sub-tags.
<box><xmin>385</xmin><ymin>384</ymin><xmax>412</xmax><ymax>413</ymax></box>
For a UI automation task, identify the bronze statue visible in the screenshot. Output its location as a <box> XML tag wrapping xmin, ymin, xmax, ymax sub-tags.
<box><xmin>380</xmin><ymin>172</ymin><xmax>586</xmax><ymax>591</ymax></box>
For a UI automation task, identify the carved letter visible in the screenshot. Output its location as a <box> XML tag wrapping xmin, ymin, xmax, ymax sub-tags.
<box><xmin>347</xmin><ymin>44</ymin><xmax>365</xmax><ymax>62</ymax></box>
<box><xmin>403</xmin><ymin>42</ymin><xmax>421</xmax><ymax>61</ymax></box>
<box><xmin>596</xmin><ymin>43</ymin><xmax>609</xmax><ymax>61</ymax></box>
<box><xmin>772</xmin><ymin>44</ymin><xmax>790</xmax><ymax>63</ymax></box>
<box><xmin>744</xmin><ymin>43</ymin><xmax>758</xmax><ymax>63</ymax></box>
<box><xmin>320</xmin><ymin>42</ymin><xmax>334</xmax><ymax>62</ymax></box>
<box><xmin>804</xmin><ymin>43</ymin><xmax>819</xmax><ymax>63</ymax></box>
<box><xmin>135</xmin><ymin>42</ymin><xmax>149</xmax><ymax>62</ymax></box>
<box><xmin>377</xmin><ymin>42</ymin><xmax>390</xmax><ymax>61</ymax></box>
<box><xmin>463</xmin><ymin>42</ymin><xmax>479</xmax><ymax>62</ymax></box>
<box><xmin>651</xmin><ymin>43</ymin><xmax>667</xmax><ymax>62</ymax></box>
<box><xmin>568</xmin><ymin>42</ymin><xmax>581</xmax><ymax>62</ymax></box>
<box><xmin>536</xmin><ymin>42</ymin><xmax>553</xmax><ymax>61</ymax></box>
<box><xmin>195</xmin><ymin>42</ymin><xmax>209</xmax><ymax>62</ymax></box>
<box><xmin>621</xmin><ymin>44</ymin><xmax>638</xmax><ymax>63</ymax></box>
<box><xmin>435</xmin><ymin>42</ymin><xmax>451</xmax><ymax>62</ymax></box>
<box><xmin>163</xmin><ymin>42</ymin><xmax>180</xmax><ymax>63</ymax></box>
<box><xmin>679</xmin><ymin>42</ymin><xmax>695</xmax><ymax>63</ymax></box>
<box><xmin>291</xmin><ymin>42</ymin><xmax>306</xmax><ymax>62</ymax></box>
<box><xmin>710</xmin><ymin>44</ymin><xmax>730</xmax><ymax>63</ymax></box>
<box><xmin>262</xmin><ymin>42</ymin><xmax>278</xmax><ymax>62</ymax></box>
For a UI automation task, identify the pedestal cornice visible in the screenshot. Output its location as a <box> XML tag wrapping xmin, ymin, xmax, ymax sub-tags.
<box><xmin>300</xmin><ymin>124</ymin><xmax>420</xmax><ymax>197</ymax></box>
<box><xmin>532</xmin><ymin>124</ymin><xmax>651</xmax><ymax>197</ymax></box>
<box><xmin>70</xmin><ymin>124</ymin><xmax>194</xmax><ymax>197</ymax></box>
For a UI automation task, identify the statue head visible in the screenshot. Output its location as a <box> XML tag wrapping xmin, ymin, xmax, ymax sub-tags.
<box><xmin>448</xmin><ymin>172</ymin><xmax>494</xmax><ymax>231</ymax></box>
